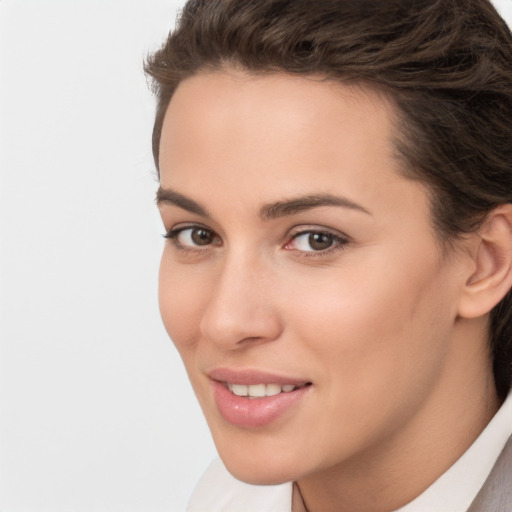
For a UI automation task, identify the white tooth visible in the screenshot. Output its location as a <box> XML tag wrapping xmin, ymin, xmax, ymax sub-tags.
<box><xmin>282</xmin><ymin>384</ymin><xmax>296</xmax><ymax>392</ymax></box>
<box><xmin>232</xmin><ymin>384</ymin><xmax>248</xmax><ymax>396</ymax></box>
<box><xmin>248</xmin><ymin>384</ymin><xmax>266</xmax><ymax>397</ymax></box>
<box><xmin>266</xmin><ymin>384</ymin><xmax>282</xmax><ymax>396</ymax></box>
<box><xmin>227</xmin><ymin>383</ymin><xmax>233</xmax><ymax>392</ymax></box>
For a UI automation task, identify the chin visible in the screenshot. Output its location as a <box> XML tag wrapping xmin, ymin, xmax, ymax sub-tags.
<box><xmin>214</xmin><ymin>435</ymin><xmax>305</xmax><ymax>485</ymax></box>
<box><xmin>223</xmin><ymin>458</ymin><xmax>297</xmax><ymax>486</ymax></box>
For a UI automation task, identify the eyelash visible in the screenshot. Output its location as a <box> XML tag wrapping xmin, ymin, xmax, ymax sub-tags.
<box><xmin>163</xmin><ymin>225</ymin><xmax>220</xmax><ymax>255</ymax></box>
<box><xmin>163</xmin><ymin>225</ymin><xmax>350</xmax><ymax>258</ymax></box>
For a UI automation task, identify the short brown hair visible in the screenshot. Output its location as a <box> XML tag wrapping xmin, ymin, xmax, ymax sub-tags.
<box><xmin>145</xmin><ymin>0</ymin><xmax>512</xmax><ymax>396</ymax></box>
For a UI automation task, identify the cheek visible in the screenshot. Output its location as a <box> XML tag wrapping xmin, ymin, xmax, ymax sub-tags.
<box><xmin>158</xmin><ymin>250</ymin><xmax>207</xmax><ymax>353</ymax></box>
<box><xmin>288</xmin><ymin>253</ymin><xmax>456</xmax><ymax>396</ymax></box>
<box><xmin>277</xmin><ymin>257</ymin><xmax>459</xmax><ymax>461</ymax></box>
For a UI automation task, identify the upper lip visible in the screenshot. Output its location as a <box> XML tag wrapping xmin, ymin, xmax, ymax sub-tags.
<box><xmin>208</xmin><ymin>367</ymin><xmax>311</xmax><ymax>386</ymax></box>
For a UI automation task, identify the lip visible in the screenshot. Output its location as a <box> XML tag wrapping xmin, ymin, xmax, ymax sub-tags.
<box><xmin>209</xmin><ymin>368</ymin><xmax>312</xmax><ymax>428</ymax></box>
<box><xmin>209</xmin><ymin>368</ymin><xmax>310</xmax><ymax>386</ymax></box>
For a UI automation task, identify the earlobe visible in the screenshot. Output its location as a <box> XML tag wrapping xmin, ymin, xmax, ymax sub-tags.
<box><xmin>458</xmin><ymin>204</ymin><xmax>512</xmax><ymax>319</ymax></box>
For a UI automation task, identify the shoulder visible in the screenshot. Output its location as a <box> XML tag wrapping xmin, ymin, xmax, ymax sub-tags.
<box><xmin>467</xmin><ymin>435</ymin><xmax>512</xmax><ymax>512</ymax></box>
<box><xmin>186</xmin><ymin>458</ymin><xmax>292</xmax><ymax>512</ymax></box>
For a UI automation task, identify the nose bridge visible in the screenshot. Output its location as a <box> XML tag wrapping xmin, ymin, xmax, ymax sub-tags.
<box><xmin>199</xmin><ymin>247</ymin><xmax>281</xmax><ymax>348</ymax></box>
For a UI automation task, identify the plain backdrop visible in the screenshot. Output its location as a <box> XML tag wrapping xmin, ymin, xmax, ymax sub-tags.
<box><xmin>1</xmin><ymin>1</ymin><xmax>511</xmax><ymax>511</ymax></box>
<box><xmin>0</xmin><ymin>1</ymin><xmax>217</xmax><ymax>512</ymax></box>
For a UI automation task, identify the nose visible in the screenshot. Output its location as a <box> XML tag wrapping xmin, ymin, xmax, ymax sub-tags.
<box><xmin>199</xmin><ymin>253</ymin><xmax>283</xmax><ymax>350</ymax></box>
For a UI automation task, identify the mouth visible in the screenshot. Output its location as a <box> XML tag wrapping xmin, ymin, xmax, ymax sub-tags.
<box><xmin>208</xmin><ymin>369</ymin><xmax>313</xmax><ymax>428</ymax></box>
<box><xmin>224</xmin><ymin>382</ymin><xmax>311</xmax><ymax>398</ymax></box>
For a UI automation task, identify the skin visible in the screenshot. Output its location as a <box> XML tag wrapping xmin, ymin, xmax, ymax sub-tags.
<box><xmin>157</xmin><ymin>70</ymin><xmax>500</xmax><ymax>512</ymax></box>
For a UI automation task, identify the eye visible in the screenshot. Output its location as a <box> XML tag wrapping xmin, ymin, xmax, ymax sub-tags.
<box><xmin>286</xmin><ymin>229</ymin><xmax>348</xmax><ymax>254</ymax></box>
<box><xmin>164</xmin><ymin>226</ymin><xmax>219</xmax><ymax>249</ymax></box>
<box><xmin>293</xmin><ymin>232</ymin><xmax>334</xmax><ymax>251</ymax></box>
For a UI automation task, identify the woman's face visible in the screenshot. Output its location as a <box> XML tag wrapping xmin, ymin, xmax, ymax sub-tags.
<box><xmin>157</xmin><ymin>70</ymin><xmax>468</xmax><ymax>484</ymax></box>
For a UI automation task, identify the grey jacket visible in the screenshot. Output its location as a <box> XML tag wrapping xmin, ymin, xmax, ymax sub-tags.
<box><xmin>467</xmin><ymin>435</ymin><xmax>512</xmax><ymax>512</ymax></box>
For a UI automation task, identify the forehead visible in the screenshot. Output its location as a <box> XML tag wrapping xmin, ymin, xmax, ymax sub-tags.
<box><xmin>159</xmin><ymin>70</ymin><xmax>404</xmax><ymax>194</ymax></box>
<box><xmin>161</xmin><ymin>70</ymin><xmax>395</xmax><ymax>143</ymax></box>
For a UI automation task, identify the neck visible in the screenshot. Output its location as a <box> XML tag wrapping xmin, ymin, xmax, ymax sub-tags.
<box><xmin>295</xmin><ymin>319</ymin><xmax>501</xmax><ymax>512</ymax></box>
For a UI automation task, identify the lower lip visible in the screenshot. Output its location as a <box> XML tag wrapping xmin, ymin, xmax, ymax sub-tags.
<box><xmin>211</xmin><ymin>381</ymin><xmax>310</xmax><ymax>428</ymax></box>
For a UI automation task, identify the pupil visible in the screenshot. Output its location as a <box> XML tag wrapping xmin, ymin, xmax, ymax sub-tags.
<box><xmin>309</xmin><ymin>233</ymin><xmax>333</xmax><ymax>250</ymax></box>
<box><xmin>192</xmin><ymin>229</ymin><xmax>213</xmax><ymax>245</ymax></box>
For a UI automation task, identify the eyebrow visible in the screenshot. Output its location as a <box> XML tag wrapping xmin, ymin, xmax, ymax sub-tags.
<box><xmin>156</xmin><ymin>187</ymin><xmax>209</xmax><ymax>217</ymax></box>
<box><xmin>259</xmin><ymin>193</ymin><xmax>371</xmax><ymax>220</ymax></box>
<box><xmin>156</xmin><ymin>187</ymin><xmax>371</xmax><ymax>219</ymax></box>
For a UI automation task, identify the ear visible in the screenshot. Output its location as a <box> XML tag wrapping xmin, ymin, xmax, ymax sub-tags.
<box><xmin>457</xmin><ymin>204</ymin><xmax>512</xmax><ymax>319</ymax></box>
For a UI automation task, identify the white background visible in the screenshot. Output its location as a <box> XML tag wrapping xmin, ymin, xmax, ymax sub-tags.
<box><xmin>0</xmin><ymin>1</ymin><xmax>511</xmax><ymax>511</ymax></box>
<box><xmin>0</xmin><ymin>2</ymin><xmax>217</xmax><ymax>511</ymax></box>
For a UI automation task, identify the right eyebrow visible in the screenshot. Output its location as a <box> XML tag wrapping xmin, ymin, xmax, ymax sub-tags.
<box><xmin>156</xmin><ymin>187</ymin><xmax>209</xmax><ymax>217</ymax></box>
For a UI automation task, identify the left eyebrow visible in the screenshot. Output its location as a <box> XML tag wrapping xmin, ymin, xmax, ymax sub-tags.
<box><xmin>259</xmin><ymin>194</ymin><xmax>371</xmax><ymax>220</ymax></box>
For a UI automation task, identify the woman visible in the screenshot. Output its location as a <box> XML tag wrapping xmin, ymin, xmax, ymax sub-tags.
<box><xmin>145</xmin><ymin>0</ymin><xmax>512</xmax><ymax>510</ymax></box>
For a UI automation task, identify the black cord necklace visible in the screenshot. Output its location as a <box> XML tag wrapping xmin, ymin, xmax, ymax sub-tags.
<box><xmin>293</xmin><ymin>482</ymin><xmax>311</xmax><ymax>512</ymax></box>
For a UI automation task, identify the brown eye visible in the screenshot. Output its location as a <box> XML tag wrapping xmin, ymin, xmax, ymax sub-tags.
<box><xmin>169</xmin><ymin>227</ymin><xmax>218</xmax><ymax>248</ymax></box>
<box><xmin>308</xmin><ymin>232</ymin><xmax>333</xmax><ymax>251</ymax></box>
<box><xmin>191</xmin><ymin>228</ymin><xmax>215</xmax><ymax>246</ymax></box>
<box><xmin>287</xmin><ymin>230</ymin><xmax>348</xmax><ymax>255</ymax></box>
<box><xmin>292</xmin><ymin>231</ymin><xmax>334</xmax><ymax>251</ymax></box>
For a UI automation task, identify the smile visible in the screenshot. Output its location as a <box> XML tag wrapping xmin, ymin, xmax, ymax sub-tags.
<box><xmin>209</xmin><ymin>370</ymin><xmax>312</xmax><ymax>428</ymax></box>
<box><xmin>226</xmin><ymin>382</ymin><xmax>308</xmax><ymax>398</ymax></box>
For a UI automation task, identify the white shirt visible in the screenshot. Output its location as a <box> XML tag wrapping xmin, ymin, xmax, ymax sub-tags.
<box><xmin>187</xmin><ymin>392</ymin><xmax>512</xmax><ymax>512</ymax></box>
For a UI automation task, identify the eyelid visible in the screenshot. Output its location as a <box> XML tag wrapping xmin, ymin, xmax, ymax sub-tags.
<box><xmin>288</xmin><ymin>225</ymin><xmax>350</xmax><ymax>242</ymax></box>
<box><xmin>163</xmin><ymin>222</ymin><xmax>213</xmax><ymax>238</ymax></box>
